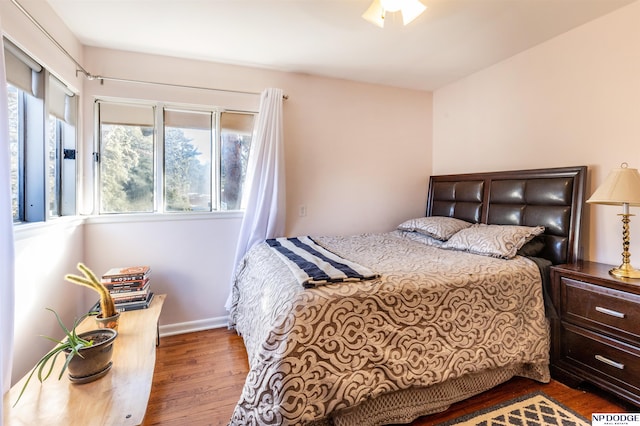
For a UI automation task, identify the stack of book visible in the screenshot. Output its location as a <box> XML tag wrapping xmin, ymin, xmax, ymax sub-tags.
<box><xmin>100</xmin><ymin>266</ymin><xmax>154</xmax><ymax>312</ymax></box>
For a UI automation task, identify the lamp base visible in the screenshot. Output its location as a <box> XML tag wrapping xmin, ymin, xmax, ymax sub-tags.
<box><xmin>610</xmin><ymin>264</ymin><xmax>640</xmax><ymax>279</ymax></box>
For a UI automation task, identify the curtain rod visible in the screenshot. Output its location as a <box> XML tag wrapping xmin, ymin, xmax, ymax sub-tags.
<box><xmin>10</xmin><ymin>0</ymin><xmax>288</xmax><ymax>100</ymax></box>
<box><xmin>90</xmin><ymin>75</ymin><xmax>288</xmax><ymax>99</ymax></box>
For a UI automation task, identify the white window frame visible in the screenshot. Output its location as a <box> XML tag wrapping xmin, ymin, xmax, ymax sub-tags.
<box><xmin>5</xmin><ymin>38</ymin><xmax>78</xmax><ymax>224</ymax></box>
<box><xmin>94</xmin><ymin>99</ymin><xmax>256</xmax><ymax>215</ymax></box>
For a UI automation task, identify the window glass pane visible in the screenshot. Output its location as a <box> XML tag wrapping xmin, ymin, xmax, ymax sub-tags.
<box><xmin>99</xmin><ymin>118</ymin><xmax>154</xmax><ymax>213</ymax></box>
<box><xmin>164</xmin><ymin>109</ymin><xmax>212</xmax><ymax>212</ymax></box>
<box><xmin>7</xmin><ymin>84</ymin><xmax>20</xmax><ymax>222</ymax></box>
<box><xmin>47</xmin><ymin>115</ymin><xmax>60</xmax><ymax>217</ymax></box>
<box><xmin>220</xmin><ymin>112</ymin><xmax>254</xmax><ymax>211</ymax></box>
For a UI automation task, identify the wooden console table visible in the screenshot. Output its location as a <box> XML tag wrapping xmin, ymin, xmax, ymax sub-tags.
<box><xmin>3</xmin><ymin>294</ymin><xmax>166</xmax><ymax>425</ymax></box>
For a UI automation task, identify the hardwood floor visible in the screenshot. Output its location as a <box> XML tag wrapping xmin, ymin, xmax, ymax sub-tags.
<box><xmin>143</xmin><ymin>328</ymin><xmax>633</xmax><ymax>426</ymax></box>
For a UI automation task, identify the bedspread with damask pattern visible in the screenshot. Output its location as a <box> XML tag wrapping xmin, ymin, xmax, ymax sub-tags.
<box><xmin>228</xmin><ymin>231</ymin><xmax>550</xmax><ymax>426</ymax></box>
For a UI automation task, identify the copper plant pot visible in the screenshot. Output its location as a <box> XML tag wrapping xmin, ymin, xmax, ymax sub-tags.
<box><xmin>94</xmin><ymin>311</ymin><xmax>120</xmax><ymax>331</ymax></box>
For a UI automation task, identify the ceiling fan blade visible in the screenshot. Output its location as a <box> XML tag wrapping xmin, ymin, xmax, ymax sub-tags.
<box><xmin>362</xmin><ymin>0</ymin><xmax>385</xmax><ymax>28</ymax></box>
<box><xmin>400</xmin><ymin>0</ymin><xmax>427</xmax><ymax>25</ymax></box>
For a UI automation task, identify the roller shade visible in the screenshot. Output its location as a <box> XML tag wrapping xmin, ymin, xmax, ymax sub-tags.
<box><xmin>48</xmin><ymin>75</ymin><xmax>76</xmax><ymax>124</ymax></box>
<box><xmin>164</xmin><ymin>109</ymin><xmax>212</xmax><ymax>130</ymax></box>
<box><xmin>99</xmin><ymin>102</ymin><xmax>154</xmax><ymax>127</ymax></box>
<box><xmin>221</xmin><ymin>112</ymin><xmax>254</xmax><ymax>134</ymax></box>
<box><xmin>4</xmin><ymin>38</ymin><xmax>42</xmax><ymax>96</ymax></box>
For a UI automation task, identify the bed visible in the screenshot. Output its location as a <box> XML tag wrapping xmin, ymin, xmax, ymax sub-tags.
<box><xmin>228</xmin><ymin>166</ymin><xmax>587</xmax><ymax>426</ymax></box>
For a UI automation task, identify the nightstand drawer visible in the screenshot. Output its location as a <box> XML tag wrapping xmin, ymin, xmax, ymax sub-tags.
<box><xmin>562</xmin><ymin>277</ymin><xmax>640</xmax><ymax>341</ymax></box>
<box><xmin>551</xmin><ymin>262</ymin><xmax>640</xmax><ymax>406</ymax></box>
<box><xmin>563</xmin><ymin>324</ymin><xmax>640</xmax><ymax>391</ymax></box>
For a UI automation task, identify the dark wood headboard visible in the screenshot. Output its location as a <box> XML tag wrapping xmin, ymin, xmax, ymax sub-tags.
<box><xmin>426</xmin><ymin>166</ymin><xmax>587</xmax><ymax>265</ymax></box>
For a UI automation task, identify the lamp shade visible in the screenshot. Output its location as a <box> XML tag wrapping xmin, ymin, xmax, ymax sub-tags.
<box><xmin>587</xmin><ymin>163</ymin><xmax>640</xmax><ymax>206</ymax></box>
<box><xmin>362</xmin><ymin>0</ymin><xmax>426</xmax><ymax>28</ymax></box>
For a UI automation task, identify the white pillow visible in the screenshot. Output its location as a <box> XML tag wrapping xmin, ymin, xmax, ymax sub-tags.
<box><xmin>441</xmin><ymin>224</ymin><xmax>545</xmax><ymax>259</ymax></box>
<box><xmin>397</xmin><ymin>216</ymin><xmax>472</xmax><ymax>241</ymax></box>
<box><xmin>398</xmin><ymin>230</ymin><xmax>445</xmax><ymax>247</ymax></box>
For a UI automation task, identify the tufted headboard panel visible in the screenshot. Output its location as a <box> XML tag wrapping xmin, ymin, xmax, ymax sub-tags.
<box><xmin>426</xmin><ymin>166</ymin><xmax>587</xmax><ymax>265</ymax></box>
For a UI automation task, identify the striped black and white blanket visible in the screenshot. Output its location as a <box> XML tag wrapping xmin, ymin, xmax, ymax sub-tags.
<box><xmin>266</xmin><ymin>236</ymin><xmax>379</xmax><ymax>288</ymax></box>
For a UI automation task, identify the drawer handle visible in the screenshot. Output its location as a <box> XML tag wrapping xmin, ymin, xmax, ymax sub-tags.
<box><xmin>595</xmin><ymin>355</ymin><xmax>625</xmax><ymax>370</ymax></box>
<box><xmin>595</xmin><ymin>306</ymin><xmax>626</xmax><ymax>319</ymax></box>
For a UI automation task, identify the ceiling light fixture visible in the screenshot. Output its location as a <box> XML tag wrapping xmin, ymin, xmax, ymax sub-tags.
<box><xmin>362</xmin><ymin>0</ymin><xmax>426</xmax><ymax>28</ymax></box>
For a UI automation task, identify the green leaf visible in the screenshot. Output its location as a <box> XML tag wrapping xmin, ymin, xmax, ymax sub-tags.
<box><xmin>47</xmin><ymin>308</ymin><xmax>71</xmax><ymax>336</ymax></box>
<box><xmin>37</xmin><ymin>348</ymin><xmax>64</xmax><ymax>383</ymax></box>
<box><xmin>59</xmin><ymin>351</ymin><xmax>76</xmax><ymax>380</ymax></box>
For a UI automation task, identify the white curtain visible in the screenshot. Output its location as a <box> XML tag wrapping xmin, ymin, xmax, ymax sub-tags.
<box><xmin>0</xmin><ymin>22</ymin><xmax>17</xmax><ymax>410</ymax></box>
<box><xmin>225</xmin><ymin>88</ymin><xmax>286</xmax><ymax>310</ymax></box>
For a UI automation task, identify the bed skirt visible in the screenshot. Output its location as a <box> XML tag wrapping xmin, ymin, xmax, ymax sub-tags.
<box><xmin>309</xmin><ymin>362</ymin><xmax>550</xmax><ymax>426</ymax></box>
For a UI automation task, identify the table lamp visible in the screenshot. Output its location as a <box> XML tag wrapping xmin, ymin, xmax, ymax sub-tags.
<box><xmin>587</xmin><ymin>162</ymin><xmax>640</xmax><ymax>279</ymax></box>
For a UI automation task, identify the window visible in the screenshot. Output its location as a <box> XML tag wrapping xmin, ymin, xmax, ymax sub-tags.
<box><xmin>98</xmin><ymin>103</ymin><xmax>155</xmax><ymax>213</ymax></box>
<box><xmin>97</xmin><ymin>101</ymin><xmax>255</xmax><ymax>214</ymax></box>
<box><xmin>164</xmin><ymin>109</ymin><xmax>212</xmax><ymax>212</ymax></box>
<box><xmin>220</xmin><ymin>112</ymin><xmax>253</xmax><ymax>210</ymax></box>
<box><xmin>7</xmin><ymin>84</ymin><xmax>21</xmax><ymax>221</ymax></box>
<box><xmin>48</xmin><ymin>76</ymin><xmax>77</xmax><ymax>217</ymax></box>
<box><xmin>4</xmin><ymin>38</ymin><xmax>77</xmax><ymax>223</ymax></box>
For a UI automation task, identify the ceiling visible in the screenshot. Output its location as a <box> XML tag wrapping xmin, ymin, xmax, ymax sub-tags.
<box><xmin>45</xmin><ymin>0</ymin><xmax>635</xmax><ymax>92</ymax></box>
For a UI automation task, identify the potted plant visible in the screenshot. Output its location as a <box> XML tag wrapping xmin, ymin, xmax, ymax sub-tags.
<box><xmin>65</xmin><ymin>262</ymin><xmax>120</xmax><ymax>329</ymax></box>
<box><xmin>13</xmin><ymin>308</ymin><xmax>117</xmax><ymax>406</ymax></box>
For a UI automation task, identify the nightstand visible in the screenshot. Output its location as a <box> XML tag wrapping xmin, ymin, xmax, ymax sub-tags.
<box><xmin>550</xmin><ymin>262</ymin><xmax>640</xmax><ymax>407</ymax></box>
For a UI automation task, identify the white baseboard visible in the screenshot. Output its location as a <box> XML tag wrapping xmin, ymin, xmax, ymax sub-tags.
<box><xmin>159</xmin><ymin>315</ymin><xmax>230</xmax><ymax>337</ymax></box>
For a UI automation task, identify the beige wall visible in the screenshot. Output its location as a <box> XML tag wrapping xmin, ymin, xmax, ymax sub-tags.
<box><xmin>433</xmin><ymin>0</ymin><xmax>640</xmax><ymax>266</ymax></box>
<box><xmin>280</xmin><ymin>74</ymin><xmax>433</xmax><ymax>237</ymax></box>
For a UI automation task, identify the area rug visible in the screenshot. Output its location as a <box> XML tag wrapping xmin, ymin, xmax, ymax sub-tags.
<box><xmin>436</xmin><ymin>391</ymin><xmax>590</xmax><ymax>426</ymax></box>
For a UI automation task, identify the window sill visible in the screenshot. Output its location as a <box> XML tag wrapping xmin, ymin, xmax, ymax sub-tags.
<box><xmin>12</xmin><ymin>212</ymin><xmax>243</xmax><ymax>239</ymax></box>
<box><xmin>13</xmin><ymin>216</ymin><xmax>85</xmax><ymax>240</ymax></box>
<box><xmin>83</xmin><ymin>211</ymin><xmax>243</xmax><ymax>225</ymax></box>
